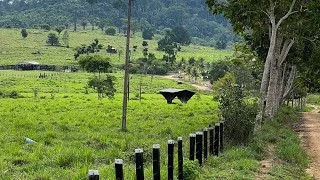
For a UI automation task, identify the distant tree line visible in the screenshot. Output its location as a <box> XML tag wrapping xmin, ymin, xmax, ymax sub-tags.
<box><xmin>0</xmin><ymin>0</ymin><xmax>234</xmax><ymax>48</ymax></box>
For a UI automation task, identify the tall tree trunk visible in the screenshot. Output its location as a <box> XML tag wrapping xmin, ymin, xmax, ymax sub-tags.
<box><xmin>74</xmin><ymin>17</ymin><xmax>77</xmax><ymax>32</ymax></box>
<box><xmin>255</xmin><ymin>17</ymin><xmax>277</xmax><ymax>131</ymax></box>
<box><xmin>278</xmin><ymin>63</ymin><xmax>287</xmax><ymax>106</ymax></box>
<box><xmin>265</xmin><ymin>53</ymin><xmax>279</xmax><ymax>118</ymax></box>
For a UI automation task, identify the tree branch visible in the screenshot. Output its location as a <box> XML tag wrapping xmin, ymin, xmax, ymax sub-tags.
<box><xmin>279</xmin><ymin>39</ymin><xmax>295</xmax><ymax>66</ymax></box>
<box><xmin>260</xmin><ymin>8</ymin><xmax>271</xmax><ymax>19</ymax></box>
<box><xmin>276</xmin><ymin>0</ymin><xmax>297</xmax><ymax>29</ymax></box>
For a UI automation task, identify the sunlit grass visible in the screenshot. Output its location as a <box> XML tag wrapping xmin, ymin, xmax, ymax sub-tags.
<box><xmin>0</xmin><ymin>28</ymin><xmax>232</xmax><ymax>66</ymax></box>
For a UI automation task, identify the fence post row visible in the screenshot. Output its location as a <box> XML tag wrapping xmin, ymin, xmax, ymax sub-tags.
<box><xmin>168</xmin><ymin>140</ymin><xmax>174</xmax><ymax>180</ymax></box>
<box><xmin>203</xmin><ymin>128</ymin><xmax>208</xmax><ymax>161</ymax></box>
<box><xmin>135</xmin><ymin>148</ymin><xmax>144</xmax><ymax>180</ymax></box>
<box><xmin>153</xmin><ymin>144</ymin><xmax>161</xmax><ymax>180</ymax></box>
<box><xmin>115</xmin><ymin>159</ymin><xmax>124</xmax><ymax>180</ymax></box>
<box><xmin>95</xmin><ymin>122</ymin><xmax>225</xmax><ymax>179</ymax></box>
<box><xmin>209</xmin><ymin>127</ymin><xmax>214</xmax><ymax>155</ymax></box>
<box><xmin>220</xmin><ymin>121</ymin><xmax>224</xmax><ymax>153</ymax></box>
<box><xmin>214</xmin><ymin>124</ymin><xmax>220</xmax><ymax>156</ymax></box>
<box><xmin>177</xmin><ymin>137</ymin><xmax>183</xmax><ymax>180</ymax></box>
<box><xmin>189</xmin><ymin>133</ymin><xmax>196</xmax><ymax>161</ymax></box>
<box><xmin>88</xmin><ymin>170</ymin><xmax>99</xmax><ymax>180</ymax></box>
<box><xmin>196</xmin><ymin>132</ymin><xmax>203</xmax><ymax>166</ymax></box>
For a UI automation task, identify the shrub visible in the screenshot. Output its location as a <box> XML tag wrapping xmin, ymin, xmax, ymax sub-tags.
<box><xmin>21</xmin><ymin>28</ymin><xmax>28</xmax><ymax>38</ymax></box>
<box><xmin>8</xmin><ymin>91</ymin><xmax>19</xmax><ymax>99</ymax></box>
<box><xmin>0</xmin><ymin>90</ymin><xmax>4</xmax><ymax>98</ymax></box>
<box><xmin>217</xmin><ymin>74</ymin><xmax>258</xmax><ymax>145</ymax></box>
<box><xmin>142</xmin><ymin>28</ymin><xmax>154</xmax><ymax>40</ymax></box>
<box><xmin>105</xmin><ymin>27</ymin><xmax>116</xmax><ymax>36</ymax></box>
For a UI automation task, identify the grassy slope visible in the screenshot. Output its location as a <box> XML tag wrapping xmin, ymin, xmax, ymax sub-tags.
<box><xmin>0</xmin><ymin>28</ymin><xmax>232</xmax><ymax>66</ymax></box>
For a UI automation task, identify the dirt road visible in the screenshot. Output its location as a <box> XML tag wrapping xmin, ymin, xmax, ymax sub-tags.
<box><xmin>300</xmin><ymin>105</ymin><xmax>320</xmax><ymax>179</ymax></box>
<box><xmin>157</xmin><ymin>75</ymin><xmax>212</xmax><ymax>92</ymax></box>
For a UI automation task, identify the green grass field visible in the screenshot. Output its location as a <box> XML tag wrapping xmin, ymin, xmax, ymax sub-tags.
<box><xmin>0</xmin><ymin>70</ymin><xmax>219</xmax><ymax>179</ymax></box>
<box><xmin>0</xmin><ymin>28</ymin><xmax>232</xmax><ymax>66</ymax></box>
<box><xmin>0</xmin><ymin>28</ymin><xmax>310</xmax><ymax>179</ymax></box>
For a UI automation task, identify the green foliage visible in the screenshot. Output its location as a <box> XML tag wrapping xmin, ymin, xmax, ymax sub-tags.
<box><xmin>46</xmin><ymin>32</ymin><xmax>59</xmax><ymax>46</ymax></box>
<box><xmin>0</xmin><ymin>0</ymin><xmax>234</xmax><ymax>45</ymax></box>
<box><xmin>81</xmin><ymin>20</ymin><xmax>88</xmax><ymax>30</ymax></box>
<box><xmin>74</xmin><ymin>39</ymin><xmax>103</xmax><ymax>59</ymax></box>
<box><xmin>209</xmin><ymin>60</ymin><xmax>232</xmax><ymax>84</ymax></box>
<box><xmin>20</xmin><ymin>28</ymin><xmax>28</xmax><ymax>38</ymax></box>
<box><xmin>105</xmin><ymin>27</ymin><xmax>116</xmax><ymax>36</ymax></box>
<box><xmin>183</xmin><ymin>159</ymin><xmax>200</xmax><ymax>180</ymax></box>
<box><xmin>62</xmin><ymin>30</ymin><xmax>69</xmax><ymax>47</ymax></box>
<box><xmin>307</xmin><ymin>94</ymin><xmax>320</xmax><ymax>105</ymax></box>
<box><xmin>78</xmin><ymin>55</ymin><xmax>115</xmax><ymax>100</ymax></box>
<box><xmin>41</xmin><ymin>24</ymin><xmax>51</xmax><ymax>31</ymax></box>
<box><xmin>217</xmin><ymin>75</ymin><xmax>258</xmax><ymax>145</ymax></box>
<box><xmin>87</xmin><ymin>75</ymin><xmax>116</xmax><ymax>99</ymax></box>
<box><xmin>78</xmin><ymin>54</ymin><xmax>112</xmax><ymax>73</ymax></box>
<box><xmin>98</xmin><ymin>19</ymin><xmax>109</xmax><ymax>31</ymax></box>
<box><xmin>172</xmin><ymin>26</ymin><xmax>191</xmax><ymax>45</ymax></box>
<box><xmin>55</xmin><ymin>26</ymin><xmax>65</xmax><ymax>35</ymax></box>
<box><xmin>142</xmin><ymin>28</ymin><xmax>154</xmax><ymax>40</ymax></box>
<box><xmin>212</xmin><ymin>72</ymin><xmax>236</xmax><ymax>100</ymax></box>
<box><xmin>0</xmin><ymin>90</ymin><xmax>21</xmax><ymax>99</ymax></box>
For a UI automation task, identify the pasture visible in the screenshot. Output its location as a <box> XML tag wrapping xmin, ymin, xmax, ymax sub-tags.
<box><xmin>0</xmin><ymin>28</ymin><xmax>232</xmax><ymax>66</ymax></box>
<box><xmin>0</xmin><ymin>70</ymin><xmax>219</xmax><ymax>179</ymax></box>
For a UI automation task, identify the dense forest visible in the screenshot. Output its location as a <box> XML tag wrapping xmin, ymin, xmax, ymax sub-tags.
<box><xmin>0</xmin><ymin>0</ymin><xmax>234</xmax><ymax>47</ymax></box>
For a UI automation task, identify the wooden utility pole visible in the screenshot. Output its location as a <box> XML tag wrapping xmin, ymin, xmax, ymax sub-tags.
<box><xmin>121</xmin><ymin>0</ymin><xmax>132</xmax><ymax>131</ymax></box>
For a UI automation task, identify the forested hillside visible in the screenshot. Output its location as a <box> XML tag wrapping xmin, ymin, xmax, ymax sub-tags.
<box><xmin>0</xmin><ymin>0</ymin><xmax>234</xmax><ymax>46</ymax></box>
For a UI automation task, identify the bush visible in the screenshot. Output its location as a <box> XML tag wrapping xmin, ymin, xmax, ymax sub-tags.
<box><xmin>8</xmin><ymin>91</ymin><xmax>19</xmax><ymax>99</ymax></box>
<box><xmin>142</xmin><ymin>28</ymin><xmax>154</xmax><ymax>40</ymax></box>
<box><xmin>21</xmin><ymin>28</ymin><xmax>28</xmax><ymax>38</ymax></box>
<box><xmin>105</xmin><ymin>27</ymin><xmax>116</xmax><ymax>36</ymax></box>
<box><xmin>217</xmin><ymin>75</ymin><xmax>258</xmax><ymax>145</ymax></box>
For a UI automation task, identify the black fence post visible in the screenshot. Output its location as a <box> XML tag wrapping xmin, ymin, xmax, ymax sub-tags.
<box><xmin>189</xmin><ymin>133</ymin><xmax>196</xmax><ymax>161</ymax></box>
<box><xmin>196</xmin><ymin>132</ymin><xmax>203</xmax><ymax>166</ymax></box>
<box><xmin>135</xmin><ymin>148</ymin><xmax>144</xmax><ymax>180</ymax></box>
<box><xmin>88</xmin><ymin>170</ymin><xmax>99</xmax><ymax>180</ymax></box>
<box><xmin>209</xmin><ymin>127</ymin><xmax>214</xmax><ymax>155</ymax></box>
<box><xmin>214</xmin><ymin>124</ymin><xmax>220</xmax><ymax>156</ymax></box>
<box><xmin>220</xmin><ymin>121</ymin><xmax>224</xmax><ymax>153</ymax></box>
<box><xmin>203</xmin><ymin>128</ymin><xmax>208</xmax><ymax>161</ymax></box>
<box><xmin>177</xmin><ymin>137</ymin><xmax>183</xmax><ymax>180</ymax></box>
<box><xmin>115</xmin><ymin>159</ymin><xmax>124</xmax><ymax>180</ymax></box>
<box><xmin>168</xmin><ymin>140</ymin><xmax>174</xmax><ymax>180</ymax></box>
<box><xmin>153</xmin><ymin>144</ymin><xmax>161</xmax><ymax>180</ymax></box>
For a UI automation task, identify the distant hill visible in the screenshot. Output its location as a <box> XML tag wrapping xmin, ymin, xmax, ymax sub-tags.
<box><xmin>0</xmin><ymin>0</ymin><xmax>234</xmax><ymax>47</ymax></box>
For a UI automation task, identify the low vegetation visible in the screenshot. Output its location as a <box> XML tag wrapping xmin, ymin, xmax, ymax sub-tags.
<box><xmin>199</xmin><ymin>106</ymin><xmax>312</xmax><ymax>179</ymax></box>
